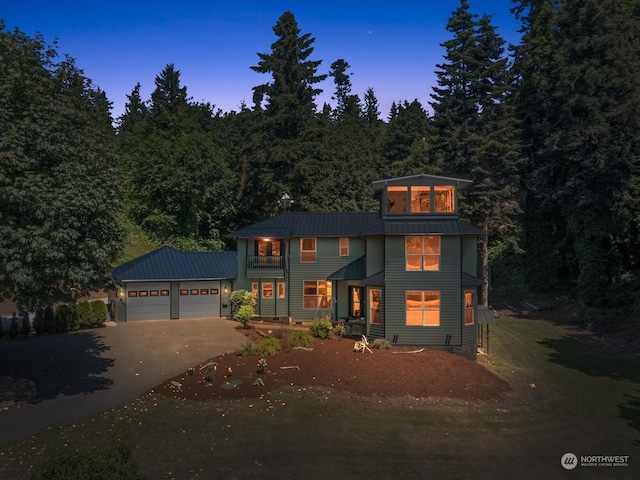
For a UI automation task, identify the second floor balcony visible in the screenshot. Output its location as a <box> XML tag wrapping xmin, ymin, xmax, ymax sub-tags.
<box><xmin>246</xmin><ymin>255</ymin><xmax>286</xmax><ymax>278</ymax></box>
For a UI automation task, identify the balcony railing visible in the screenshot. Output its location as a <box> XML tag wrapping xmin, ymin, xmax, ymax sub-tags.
<box><xmin>247</xmin><ymin>256</ymin><xmax>285</xmax><ymax>271</ymax></box>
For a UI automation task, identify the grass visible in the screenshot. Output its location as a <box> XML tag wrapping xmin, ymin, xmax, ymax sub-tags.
<box><xmin>1</xmin><ymin>315</ymin><xmax>640</xmax><ymax>479</ymax></box>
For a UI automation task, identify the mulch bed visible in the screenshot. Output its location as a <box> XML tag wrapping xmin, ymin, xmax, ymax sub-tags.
<box><xmin>156</xmin><ymin>325</ymin><xmax>511</xmax><ymax>401</ymax></box>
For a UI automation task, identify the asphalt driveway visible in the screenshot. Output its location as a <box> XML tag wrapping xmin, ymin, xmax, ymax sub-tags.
<box><xmin>0</xmin><ymin>318</ymin><xmax>245</xmax><ymax>446</ymax></box>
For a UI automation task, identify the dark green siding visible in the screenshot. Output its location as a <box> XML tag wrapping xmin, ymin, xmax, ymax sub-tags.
<box><xmin>366</xmin><ymin>236</ymin><xmax>384</xmax><ymax>277</ymax></box>
<box><xmin>383</xmin><ymin>235</ymin><xmax>463</xmax><ymax>346</ymax></box>
<box><xmin>461</xmin><ymin>236</ymin><xmax>478</xmax><ymax>275</ymax></box>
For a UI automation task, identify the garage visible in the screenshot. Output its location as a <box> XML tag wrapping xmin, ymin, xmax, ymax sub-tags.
<box><xmin>178</xmin><ymin>281</ymin><xmax>221</xmax><ymax>319</ymax></box>
<box><xmin>112</xmin><ymin>246</ymin><xmax>237</xmax><ymax>322</ymax></box>
<box><xmin>125</xmin><ymin>282</ymin><xmax>171</xmax><ymax>321</ymax></box>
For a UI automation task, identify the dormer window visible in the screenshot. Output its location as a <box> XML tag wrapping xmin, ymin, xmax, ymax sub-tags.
<box><xmin>386</xmin><ymin>185</ymin><xmax>456</xmax><ymax>214</ymax></box>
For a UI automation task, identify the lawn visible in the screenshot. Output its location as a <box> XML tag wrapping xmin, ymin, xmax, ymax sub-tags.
<box><xmin>1</xmin><ymin>314</ymin><xmax>639</xmax><ymax>480</ymax></box>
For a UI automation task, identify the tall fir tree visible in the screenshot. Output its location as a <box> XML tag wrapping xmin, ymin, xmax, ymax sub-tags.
<box><xmin>430</xmin><ymin>0</ymin><xmax>523</xmax><ymax>304</ymax></box>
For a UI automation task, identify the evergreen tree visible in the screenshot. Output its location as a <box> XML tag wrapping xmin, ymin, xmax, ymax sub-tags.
<box><xmin>513</xmin><ymin>0</ymin><xmax>640</xmax><ymax>305</ymax></box>
<box><xmin>329</xmin><ymin>59</ymin><xmax>362</xmax><ymax>121</ymax></box>
<box><xmin>0</xmin><ymin>23</ymin><xmax>124</xmax><ymax>311</ymax></box>
<box><xmin>430</xmin><ymin>0</ymin><xmax>523</xmax><ymax>304</ymax></box>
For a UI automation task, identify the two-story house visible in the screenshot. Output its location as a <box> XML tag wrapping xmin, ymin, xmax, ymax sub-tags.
<box><xmin>111</xmin><ymin>174</ymin><xmax>488</xmax><ymax>359</ymax></box>
<box><xmin>227</xmin><ymin>173</ymin><xmax>486</xmax><ymax>359</ymax></box>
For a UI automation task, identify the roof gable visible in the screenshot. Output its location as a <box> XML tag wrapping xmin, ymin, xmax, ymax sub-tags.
<box><xmin>372</xmin><ymin>174</ymin><xmax>472</xmax><ymax>191</ymax></box>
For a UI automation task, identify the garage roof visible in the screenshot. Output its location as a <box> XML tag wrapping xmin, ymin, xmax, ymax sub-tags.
<box><xmin>112</xmin><ymin>246</ymin><xmax>237</xmax><ymax>282</ymax></box>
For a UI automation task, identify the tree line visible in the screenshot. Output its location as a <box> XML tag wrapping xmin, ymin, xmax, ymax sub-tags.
<box><xmin>1</xmin><ymin>0</ymin><xmax>639</xmax><ymax>324</ymax></box>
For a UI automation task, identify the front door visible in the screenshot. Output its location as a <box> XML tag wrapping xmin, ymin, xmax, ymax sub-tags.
<box><xmin>348</xmin><ymin>286</ymin><xmax>364</xmax><ymax>318</ymax></box>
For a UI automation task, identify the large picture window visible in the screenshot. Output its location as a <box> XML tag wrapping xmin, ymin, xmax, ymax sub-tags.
<box><xmin>303</xmin><ymin>280</ymin><xmax>332</xmax><ymax>309</ymax></box>
<box><xmin>387</xmin><ymin>186</ymin><xmax>408</xmax><ymax>213</ymax></box>
<box><xmin>406</xmin><ymin>291</ymin><xmax>440</xmax><ymax>326</ymax></box>
<box><xmin>405</xmin><ymin>236</ymin><xmax>440</xmax><ymax>270</ymax></box>
<box><xmin>301</xmin><ymin>238</ymin><xmax>316</xmax><ymax>262</ymax></box>
<box><xmin>434</xmin><ymin>186</ymin><xmax>455</xmax><ymax>212</ymax></box>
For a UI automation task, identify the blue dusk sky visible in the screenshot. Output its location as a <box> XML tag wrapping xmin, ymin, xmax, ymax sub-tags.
<box><xmin>1</xmin><ymin>0</ymin><xmax>522</xmax><ymax>119</ymax></box>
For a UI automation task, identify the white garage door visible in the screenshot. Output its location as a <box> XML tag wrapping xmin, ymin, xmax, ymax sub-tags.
<box><xmin>178</xmin><ymin>281</ymin><xmax>221</xmax><ymax>319</ymax></box>
<box><xmin>126</xmin><ymin>282</ymin><xmax>171</xmax><ymax>321</ymax></box>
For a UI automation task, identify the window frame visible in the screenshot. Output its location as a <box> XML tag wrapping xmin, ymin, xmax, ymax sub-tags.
<box><xmin>300</xmin><ymin>238</ymin><xmax>317</xmax><ymax>262</ymax></box>
<box><xmin>303</xmin><ymin>280</ymin><xmax>332</xmax><ymax>310</ymax></box>
<box><xmin>277</xmin><ymin>282</ymin><xmax>286</xmax><ymax>299</ymax></box>
<box><xmin>262</xmin><ymin>282</ymin><xmax>274</xmax><ymax>299</ymax></box>
<box><xmin>370</xmin><ymin>289</ymin><xmax>381</xmax><ymax>325</ymax></box>
<box><xmin>405</xmin><ymin>235</ymin><xmax>440</xmax><ymax>271</ymax></box>
<box><xmin>406</xmin><ymin>290</ymin><xmax>440</xmax><ymax>327</ymax></box>
<box><xmin>339</xmin><ymin>237</ymin><xmax>349</xmax><ymax>256</ymax></box>
<box><xmin>464</xmin><ymin>290</ymin><xmax>475</xmax><ymax>325</ymax></box>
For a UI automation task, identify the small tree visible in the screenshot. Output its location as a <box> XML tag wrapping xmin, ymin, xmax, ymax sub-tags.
<box><xmin>55</xmin><ymin>304</ymin><xmax>69</xmax><ymax>333</ymax></box>
<box><xmin>234</xmin><ymin>305</ymin><xmax>254</xmax><ymax>329</ymax></box>
<box><xmin>230</xmin><ymin>289</ymin><xmax>256</xmax><ymax>312</ymax></box>
<box><xmin>20</xmin><ymin>312</ymin><xmax>31</xmax><ymax>337</ymax></box>
<box><xmin>90</xmin><ymin>301</ymin><xmax>108</xmax><ymax>327</ymax></box>
<box><xmin>33</xmin><ymin>308</ymin><xmax>45</xmax><ymax>335</ymax></box>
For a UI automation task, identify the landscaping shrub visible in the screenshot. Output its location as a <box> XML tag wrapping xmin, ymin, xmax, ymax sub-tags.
<box><xmin>256</xmin><ymin>337</ymin><xmax>281</xmax><ymax>356</ymax></box>
<box><xmin>33</xmin><ymin>308</ymin><xmax>45</xmax><ymax>335</ymax></box>
<box><xmin>235</xmin><ymin>340</ymin><xmax>257</xmax><ymax>357</ymax></box>
<box><xmin>288</xmin><ymin>330</ymin><xmax>314</xmax><ymax>348</ymax></box>
<box><xmin>274</xmin><ymin>328</ymin><xmax>286</xmax><ymax>339</ymax></box>
<box><xmin>230</xmin><ymin>289</ymin><xmax>256</xmax><ymax>311</ymax></box>
<box><xmin>20</xmin><ymin>312</ymin><xmax>30</xmax><ymax>337</ymax></box>
<box><xmin>54</xmin><ymin>305</ymin><xmax>69</xmax><ymax>333</ymax></box>
<box><xmin>90</xmin><ymin>300</ymin><xmax>108</xmax><ymax>327</ymax></box>
<box><xmin>44</xmin><ymin>305</ymin><xmax>56</xmax><ymax>335</ymax></box>
<box><xmin>66</xmin><ymin>304</ymin><xmax>80</xmax><ymax>331</ymax></box>
<box><xmin>0</xmin><ymin>316</ymin><xmax>4</xmax><ymax>339</ymax></box>
<box><xmin>30</xmin><ymin>439</ymin><xmax>143</xmax><ymax>480</ymax></box>
<box><xmin>372</xmin><ymin>338</ymin><xmax>391</xmax><ymax>350</ymax></box>
<box><xmin>234</xmin><ymin>304</ymin><xmax>254</xmax><ymax>329</ymax></box>
<box><xmin>8</xmin><ymin>313</ymin><xmax>19</xmax><ymax>339</ymax></box>
<box><xmin>75</xmin><ymin>301</ymin><xmax>93</xmax><ymax>329</ymax></box>
<box><xmin>310</xmin><ymin>317</ymin><xmax>333</xmax><ymax>339</ymax></box>
<box><xmin>332</xmin><ymin>323</ymin><xmax>346</xmax><ymax>337</ymax></box>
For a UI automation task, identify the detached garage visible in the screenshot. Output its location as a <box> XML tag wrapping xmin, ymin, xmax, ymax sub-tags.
<box><xmin>111</xmin><ymin>247</ymin><xmax>237</xmax><ymax>322</ymax></box>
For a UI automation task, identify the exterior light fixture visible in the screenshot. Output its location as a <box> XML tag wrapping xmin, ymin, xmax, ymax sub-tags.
<box><xmin>279</xmin><ymin>193</ymin><xmax>294</xmax><ymax>212</ymax></box>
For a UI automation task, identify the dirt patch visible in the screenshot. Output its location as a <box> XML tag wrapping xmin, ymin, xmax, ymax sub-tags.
<box><xmin>156</xmin><ymin>326</ymin><xmax>511</xmax><ymax>401</ymax></box>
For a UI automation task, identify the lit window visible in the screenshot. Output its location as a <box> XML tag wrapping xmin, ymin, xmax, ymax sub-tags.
<box><xmin>252</xmin><ymin>283</ymin><xmax>258</xmax><ymax>297</ymax></box>
<box><xmin>370</xmin><ymin>289</ymin><xmax>381</xmax><ymax>325</ymax></box>
<box><xmin>410</xmin><ymin>186</ymin><xmax>431</xmax><ymax>212</ymax></box>
<box><xmin>301</xmin><ymin>238</ymin><xmax>316</xmax><ymax>262</ymax></box>
<box><xmin>180</xmin><ymin>289</ymin><xmax>189</xmax><ymax>296</ymax></box>
<box><xmin>434</xmin><ymin>186</ymin><xmax>455</xmax><ymax>212</ymax></box>
<box><xmin>128</xmin><ymin>291</ymin><xmax>137</xmax><ymax>298</ymax></box>
<box><xmin>262</xmin><ymin>282</ymin><xmax>273</xmax><ymax>298</ymax></box>
<box><xmin>340</xmin><ymin>238</ymin><xmax>349</xmax><ymax>256</ymax></box>
<box><xmin>387</xmin><ymin>186</ymin><xmax>408</xmax><ymax>213</ymax></box>
<box><xmin>161</xmin><ymin>290</ymin><xmax>169</xmax><ymax>296</ymax></box>
<box><xmin>406</xmin><ymin>236</ymin><xmax>440</xmax><ymax>271</ymax></box>
<box><xmin>465</xmin><ymin>290</ymin><xmax>474</xmax><ymax>325</ymax></box>
<box><xmin>200</xmin><ymin>289</ymin><xmax>209</xmax><ymax>295</ymax></box>
<box><xmin>190</xmin><ymin>289</ymin><xmax>199</xmax><ymax>295</ymax></box>
<box><xmin>150</xmin><ymin>290</ymin><xmax>159</xmax><ymax>297</ymax></box>
<box><xmin>406</xmin><ymin>291</ymin><xmax>440</xmax><ymax>326</ymax></box>
<box><xmin>210</xmin><ymin>288</ymin><xmax>219</xmax><ymax>295</ymax></box>
<box><xmin>278</xmin><ymin>283</ymin><xmax>286</xmax><ymax>299</ymax></box>
<box><xmin>303</xmin><ymin>280</ymin><xmax>332</xmax><ymax>309</ymax></box>
<box><xmin>139</xmin><ymin>291</ymin><xmax>148</xmax><ymax>297</ymax></box>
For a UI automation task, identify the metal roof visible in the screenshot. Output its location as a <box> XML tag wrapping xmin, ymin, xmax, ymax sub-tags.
<box><xmin>228</xmin><ymin>212</ymin><xmax>381</xmax><ymax>239</ymax></box>
<box><xmin>462</xmin><ymin>272</ymin><xmax>484</xmax><ymax>286</ymax></box>
<box><xmin>477</xmin><ymin>306</ymin><xmax>497</xmax><ymax>324</ymax></box>
<box><xmin>358</xmin><ymin>271</ymin><xmax>385</xmax><ymax>286</ymax></box>
<box><xmin>112</xmin><ymin>246</ymin><xmax>237</xmax><ymax>282</ymax></box>
<box><xmin>358</xmin><ymin>219</ymin><xmax>485</xmax><ymax>236</ymax></box>
<box><xmin>372</xmin><ymin>174</ymin><xmax>473</xmax><ymax>191</ymax></box>
<box><xmin>327</xmin><ymin>256</ymin><xmax>367</xmax><ymax>280</ymax></box>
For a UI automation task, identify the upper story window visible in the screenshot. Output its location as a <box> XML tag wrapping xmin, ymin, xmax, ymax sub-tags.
<box><xmin>406</xmin><ymin>236</ymin><xmax>440</xmax><ymax>271</ymax></box>
<box><xmin>339</xmin><ymin>238</ymin><xmax>349</xmax><ymax>256</ymax></box>
<box><xmin>301</xmin><ymin>238</ymin><xmax>316</xmax><ymax>262</ymax></box>
<box><xmin>386</xmin><ymin>185</ymin><xmax>456</xmax><ymax>214</ymax></box>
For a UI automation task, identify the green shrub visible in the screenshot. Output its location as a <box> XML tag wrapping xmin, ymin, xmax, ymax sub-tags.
<box><xmin>204</xmin><ymin>362</ymin><xmax>216</xmax><ymax>382</ymax></box>
<box><xmin>20</xmin><ymin>312</ymin><xmax>31</xmax><ymax>337</ymax></box>
<box><xmin>75</xmin><ymin>301</ymin><xmax>93</xmax><ymax>328</ymax></box>
<box><xmin>256</xmin><ymin>337</ymin><xmax>281</xmax><ymax>356</ymax></box>
<box><xmin>67</xmin><ymin>304</ymin><xmax>80</xmax><ymax>331</ymax></box>
<box><xmin>54</xmin><ymin>305</ymin><xmax>69</xmax><ymax>333</ymax></box>
<box><xmin>235</xmin><ymin>340</ymin><xmax>257</xmax><ymax>357</ymax></box>
<box><xmin>44</xmin><ymin>305</ymin><xmax>56</xmax><ymax>335</ymax></box>
<box><xmin>230</xmin><ymin>289</ymin><xmax>256</xmax><ymax>310</ymax></box>
<box><xmin>310</xmin><ymin>318</ymin><xmax>333</xmax><ymax>339</ymax></box>
<box><xmin>332</xmin><ymin>323</ymin><xmax>346</xmax><ymax>337</ymax></box>
<box><xmin>288</xmin><ymin>330</ymin><xmax>314</xmax><ymax>348</ymax></box>
<box><xmin>372</xmin><ymin>338</ymin><xmax>391</xmax><ymax>350</ymax></box>
<box><xmin>274</xmin><ymin>328</ymin><xmax>286</xmax><ymax>339</ymax></box>
<box><xmin>33</xmin><ymin>308</ymin><xmax>45</xmax><ymax>335</ymax></box>
<box><xmin>234</xmin><ymin>304</ymin><xmax>254</xmax><ymax>329</ymax></box>
<box><xmin>0</xmin><ymin>316</ymin><xmax>4</xmax><ymax>339</ymax></box>
<box><xmin>90</xmin><ymin>300</ymin><xmax>108</xmax><ymax>327</ymax></box>
<box><xmin>8</xmin><ymin>313</ymin><xmax>19</xmax><ymax>339</ymax></box>
<box><xmin>30</xmin><ymin>439</ymin><xmax>143</xmax><ymax>480</ymax></box>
